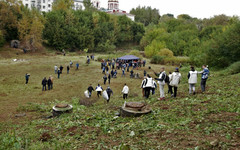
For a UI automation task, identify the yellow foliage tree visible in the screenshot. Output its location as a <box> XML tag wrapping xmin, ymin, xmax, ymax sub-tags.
<box><xmin>52</xmin><ymin>0</ymin><xmax>74</xmax><ymax>11</ymax></box>
<box><xmin>18</xmin><ymin>9</ymin><xmax>45</xmax><ymax>51</ymax></box>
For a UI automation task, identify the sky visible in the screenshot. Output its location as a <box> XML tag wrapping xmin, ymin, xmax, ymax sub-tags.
<box><xmin>99</xmin><ymin>0</ymin><xmax>240</xmax><ymax>19</ymax></box>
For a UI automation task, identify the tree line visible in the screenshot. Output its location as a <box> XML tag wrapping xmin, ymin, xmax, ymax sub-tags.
<box><xmin>0</xmin><ymin>0</ymin><xmax>145</xmax><ymax>52</ymax></box>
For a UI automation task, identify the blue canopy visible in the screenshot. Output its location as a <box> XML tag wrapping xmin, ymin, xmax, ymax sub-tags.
<box><xmin>117</xmin><ymin>55</ymin><xmax>140</xmax><ymax>61</ymax></box>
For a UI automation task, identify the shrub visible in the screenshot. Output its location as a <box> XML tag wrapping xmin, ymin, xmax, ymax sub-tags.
<box><xmin>220</xmin><ymin>61</ymin><xmax>240</xmax><ymax>75</ymax></box>
<box><xmin>158</xmin><ymin>48</ymin><xmax>174</xmax><ymax>57</ymax></box>
<box><xmin>128</xmin><ymin>50</ymin><xmax>142</xmax><ymax>58</ymax></box>
<box><xmin>150</xmin><ymin>55</ymin><xmax>165</xmax><ymax>64</ymax></box>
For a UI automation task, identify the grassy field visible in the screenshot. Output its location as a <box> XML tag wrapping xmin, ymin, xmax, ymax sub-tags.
<box><xmin>0</xmin><ymin>48</ymin><xmax>240</xmax><ymax>149</ymax></box>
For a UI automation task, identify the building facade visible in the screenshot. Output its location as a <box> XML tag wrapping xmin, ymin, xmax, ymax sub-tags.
<box><xmin>106</xmin><ymin>0</ymin><xmax>135</xmax><ymax>21</ymax></box>
<box><xmin>20</xmin><ymin>0</ymin><xmax>100</xmax><ymax>12</ymax></box>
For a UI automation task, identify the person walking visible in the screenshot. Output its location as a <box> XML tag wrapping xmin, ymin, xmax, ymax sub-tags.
<box><xmin>103</xmin><ymin>74</ymin><xmax>107</xmax><ymax>85</ymax></box>
<box><xmin>141</xmin><ymin>77</ymin><xmax>146</xmax><ymax>97</ymax></box>
<box><xmin>108</xmin><ymin>74</ymin><xmax>111</xmax><ymax>84</ymax></box>
<box><xmin>70</xmin><ymin>61</ymin><xmax>73</xmax><ymax>68</ymax></box>
<box><xmin>169</xmin><ymin>68</ymin><xmax>182</xmax><ymax>98</ymax></box>
<box><xmin>122</xmin><ymin>68</ymin><xmax>125</xmax><ymax>77</ymax></box>
<box><xmin>122</xmin><ymin>83</ymin><xmax>129</xmax><ymax>99</ymax></box>
<box><xmin>106</xmin><ymin>86</ymin><xmax>113</xmax><ymax>103</ymax></box>
<box><xmin>167</xmin><ymin>72</ymin><xmax>173</xmax><ymax>95</ymax></box>
<box><xmin>67</xmin><ymin>66</ymin><xmax>70</xmax><ymax>74</ymax></box>
<box><xmin>188</xmin><ymin>66</ymin><xmax>198</xmax><ymax>95</ymax></box>
<box><xmin>96</xmin><ymin>84</ymin><xmax>103</xmax><ymax>98</ymax></box>
<box><xmin>47</xmin><ymin>77</ymin><xmax>52</xmax><ymax>90</ymax></box>
<box><xmin>60</xmin><ymin>65</ymin><xmax>63</xmax><ymax>74</ymax></box>
<box><xmin>54</xmin><ymin>65</ymin><xmax>58</xmax><ymax>74</ymax></box>
<box><xmin>154</xmin><ymin>67</ymin><xmax>166</xmax><ymax>100</ymax></box>
<box><xmin>50</xmin><ymin>75</ymin><xmax>53</xmax><ymax>89</ymax></box>
<box><xmin>152</xmin><ymin>79</ymin><xmax>157</xmax><ymax>95</ymax></box>
<box><xmin>198</xmin><ymin>65</ymin><xmax>210</xmax><ymax>93</ymax></box>
<box><xmin>143</xmin><ymin>74</ymin><xmax>154</xmax><ymax>99</ymax></box>
<box><xmin>144</xmin><ymin>70</ymin><xmax>147</xmax><ymax>77</ymax></box>
<box><xmin>57</xmin><ymin>69</ymin><xmax>61</xmax><ymax>79</ymax></box>
<box><xmin>42</xmin><ymin>77</ymin><xmax>47</xmax><ymax>91</ymax></box>
<box><xmin>130</xmin><ymin>70</ymin><xmax>134</xmax><ymax>78</ymax></box>
<box><xmin>111</xmin><ymin>69</ymin><xmax>114</xmax><ymax>78</ymax></box>
<box><xmin>88</xmin><ymin>84</ymin><xmax>94</xmax><ymax>98</ymax></box>
<box><xmin>25</xmin><ymin>73</ymin><xmax>30</xmax><ymax>84</ymax></box>
<box><xmin>76</xmin><ymin>63</ymin><xmax>79</xmax><ymax>70</ymax></box>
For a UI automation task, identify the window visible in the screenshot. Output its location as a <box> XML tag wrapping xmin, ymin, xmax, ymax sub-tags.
<box><xmin>25</xmin><ymin>4</ymin><xmax>28</xmax><ymax>8</ymax></box>
<box><xmin>43</xmin><ymin>6</ymin><xmax>45</xmax><ymax>9</ymax></box>
<box><xmin>43</xmin><ymin>0</ymin><xmax>45</xmax><ymax>3</ymax></box>
<box><xmin>48</xmin><ymin>4</ymin><xmax>51</xmax><ymax>7</ymax></box>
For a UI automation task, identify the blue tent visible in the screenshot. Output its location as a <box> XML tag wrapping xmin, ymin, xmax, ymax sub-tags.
<box><xmin>117</xmin><ymin>55</ymin><xmax>140</xmax><ymax>61</ymax></box>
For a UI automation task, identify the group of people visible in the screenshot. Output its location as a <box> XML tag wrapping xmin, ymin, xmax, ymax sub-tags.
<box><xmin>152</xmin><ymin>65</ymin><xmax>210</xmax><ymax>100</ymax></box>
<box><xmin>41</xmin><ymin>76</ymin><xmax>53</xmax><ymax>91</ymax></box>
<box><xmin>87</xmin><ymin>83</ymin><xmax>129</xmax><ymax>103</ymax></box>
<box><xmin>101</xmin><ymin>59</ymin><xmax>147</xmax><ymax>75</ymax></box>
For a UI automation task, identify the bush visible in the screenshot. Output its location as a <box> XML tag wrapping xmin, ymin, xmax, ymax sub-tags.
<box><xmin>150</xmin><ymin>55</ymin><xmax>165</xmax><ymax>64</ymax></box>
<box><xmin>128</xmin><ymin>50</ymin><xmax>142</xmax><ymax>58</ymax></box>
<box><xmin>158</xmin><ymin>48</ymin><xmax>174</xmax><ymax>57</ymax></box>
<box><xmin>0</xmin><ymin>30</ymin><xmax>5</xmax><ymax>47</ymax></box>
<box><xmin>220</xmin><ymin>61</ymin><xmax>240</xmax><ymax>75</ymax></box>
<box><xmin>144</xmin><ymin>40</ymin><xmax>166</xmax><ymax>58</ymax></box>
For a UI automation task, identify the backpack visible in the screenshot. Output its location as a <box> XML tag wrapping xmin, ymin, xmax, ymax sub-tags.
<box><xmin>165</xmin><ymin>74</ymin><xmax>169</xmax><ymax>83</ymax></box>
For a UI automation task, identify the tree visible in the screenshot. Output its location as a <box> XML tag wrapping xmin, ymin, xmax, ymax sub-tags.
<box><xmin>206</xmin><ymin>21</ymin><xmax>240</xmax><ymax>67</ymax></box>
<box><xmin>52</xmin><ymin>0</ymin><xmax>74</xmax><ymax>11</ymax></box>
<box><xmin>0</xmin><ymin>0</ymin><xmax>22</xmax><ymax>41</ymax></box>
<box><xmin>144</xmin><ymin>40</ymin><xmax>166</xmax><ymax>58</ymax></box>
<box><xmin>0</xmin><ymin>30</ymin><xmax>5</xmax><ymax>47</ymax></box>
<box><xmin>130</xmin><ymin>6</ymin><xmax>160</xmax><ymax>26</ymax></box>
<box><xmin>18</xmin><ymin>8</ymin><xmax>45</xmax><ymax>50</ymax></box>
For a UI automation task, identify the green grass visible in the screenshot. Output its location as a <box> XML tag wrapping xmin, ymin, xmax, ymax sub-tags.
<box><xmin>0</xmin><ymin>49</ymin><xmax>239</xmax><ymax>149</ymax></box>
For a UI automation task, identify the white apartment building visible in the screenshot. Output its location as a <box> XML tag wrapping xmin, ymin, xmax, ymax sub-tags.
<box><xmin>21</xmin><ymin>0</ymin><xmax>55</xmax><ymax>12</ymax></box>
<box><xmin>20</xmin><ymin>0</ymin><xmax>100</xmax><ymax>12</ymax></box>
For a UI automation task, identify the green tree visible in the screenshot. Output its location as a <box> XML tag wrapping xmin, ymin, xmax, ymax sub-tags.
<box><xmin>130</xmin><ymin>6</ymin><xmax>160</xmax><ymax>26</ymax></box>
<box><xmin>144</xmin><ymin>40</ymin><xmax>166</xmax><ymax>58</ymax></box>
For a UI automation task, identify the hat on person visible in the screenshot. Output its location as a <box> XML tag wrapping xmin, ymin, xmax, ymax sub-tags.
<box><xmin>176</xmin><ymin>67</ymin><xmax>179</xmax><ymax>71</ymax></box>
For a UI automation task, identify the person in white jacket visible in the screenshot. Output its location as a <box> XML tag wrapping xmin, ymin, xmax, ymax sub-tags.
<box><xmin>143</xmin><ymin>74</ymin><xmax>154</xmax><ymax>99</ymax></box>
<box><xmin>154</xmin><ymin>67</ymin><xmax>166</xmax><ymax>100</ymax></box>
<box><xmin>95</xmin><ymin>84</ymin><xmax>103</xmax><ymax>98</ymax></box>
<box><xmin>188</xmin><ymin>66</ymin><xmax>198</xmax><ymax>95</ymax></box>
<box><xmin>122</xmin><ymin>83</ymin><xmax>129</xmax><ymax>99</ymax></box>
<box><xmin>54</xmin><ymin>65</ymin><xmax>58</xmax><ymax>74</ymax></box>
<box><xmin>169</xmin><ymin>68</ymin><xmax>181</xmax><ymax>98</ymax></box>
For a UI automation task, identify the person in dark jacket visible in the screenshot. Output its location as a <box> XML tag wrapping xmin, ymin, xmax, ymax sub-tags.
<box><xmin>67</xmin><ymin>66</ymin><xmax>70</xmax><ymax>74</ymax></box>
<box><xmin>88</xmin><ymin>84</ymin><xmax>94</xmax><ymax>98</ymax></box>
<box><xmin>60</xmin><ymin>65</ymin><xmax>63</xmax><ymax>74</ymax></box>
<box><xmin>25</xmin><ymin>73</ymin><xmax>30</xmax><ymax>84</ymax></box>
<box><xmin>111</xmin><ymin>69</ymin><xmax>114</xmax><ymax>78</ymax></box>
<box><xmin>57</xmin><ymin>69</ymin><xmax>61</xmax><ymax>79</ymax></box>
<box><xmin>108</xmin><ymin>74</ymin><xmax>111</xmax><ymax>84</ymax></box>
<box><xmin>42</xmin><ymin>77</ymin><xmax>47</xmax><ymax>91</ymax></box>
<box><xmin>144</xmin><ymin>70</ymin><xmax>147</xmax><ymax>77</ymax></box>
<box><xmin>47</xmin><ymin>77</ymin><xmax>52</xmax><ymax>90</ymax></box>
<box><xmin>76</xmin><ymin>63</ymin><xmax>79</xmax><ymax>70</ymax></box>
<box><xmin>103</xmin><ymin>74</ymin><xmax>107</xmax><ymax>85</ymax></box>
<box><xmin>106</xmin><ymin>86</ymin><xmax>113</xmax><ymax>103</ymax></box>
<box><xmin>130</xmin><ymin>70</ymin><xmax>134</xmax><ymax>78</ymax></box>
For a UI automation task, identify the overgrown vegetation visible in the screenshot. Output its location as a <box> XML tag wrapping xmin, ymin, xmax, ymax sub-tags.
<box><xmin>140</xmin><ymin>14</ymin><xmax>240</xmax><ymax>68</ymax></box>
